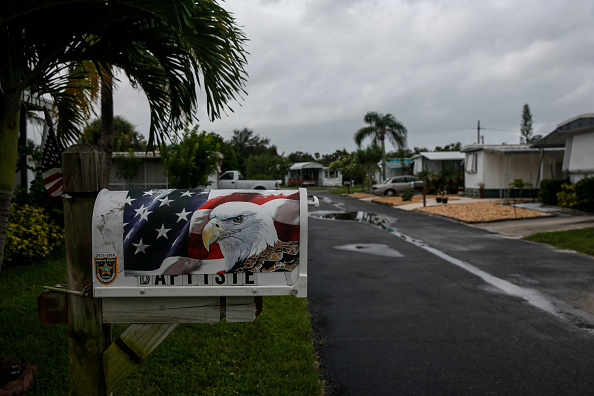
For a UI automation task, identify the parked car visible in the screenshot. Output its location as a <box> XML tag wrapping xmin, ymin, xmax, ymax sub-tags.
<box><xmin>371</xmin><ymin>176</ymin><xmax>424</xmax><ymax>196</ymax></box>
<box><xmin>218</xmin><ymin>170</ymin><xmax>280</xmax><ymax>190</ymax></box>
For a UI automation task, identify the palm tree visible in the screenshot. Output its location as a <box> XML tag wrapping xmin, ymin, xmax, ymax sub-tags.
<box><xmin>354</xmin><ymin>111</ymin><xmax>408</xmax><ymax>181</ymax></box>
<box><xmin>354</xmin><ymin>144</ymin><xmax>382</xmax><ymax>193</ymax></box>
<box><xmin>0</xmin><ymin>0</ymin><xmax>248</xmax><ymax>268</ymax></box>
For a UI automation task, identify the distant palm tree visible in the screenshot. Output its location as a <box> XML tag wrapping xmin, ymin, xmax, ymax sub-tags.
<box><xmin>0</xmin><ymin>0</ymin><xmax>248</xmax><ymax>268</ymax></box>
<box><xmin>354</xmin><ymin>111</ymin><xmax>407</xmax><ymax>180</ymax></box>
<box><xmin>355</xmin><ymin>144</ymin><xmax>382</xmax><ymax>193</ymax></box>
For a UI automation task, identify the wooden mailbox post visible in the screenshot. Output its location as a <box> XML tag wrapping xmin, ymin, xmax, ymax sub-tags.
<box><xmin>62</xmin><ymin>145</ymin><xmax>109</xmax><ymax>395</ymax></box>
<box><xmin>56</xmin><ymin>145</ymin><xmax>315</xmax><ymax>395</ymax></box>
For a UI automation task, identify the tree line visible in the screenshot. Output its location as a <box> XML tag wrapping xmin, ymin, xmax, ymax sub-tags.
<box><xmin>74</xmin><ymin>113</ymin><xmax>467</xmax><ymax>189</ymax></box>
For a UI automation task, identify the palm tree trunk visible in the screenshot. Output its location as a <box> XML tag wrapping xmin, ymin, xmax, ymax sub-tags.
<box><xmin>19</xmin><ymin>107</ymin><xmax>28</xmax><ymax>188</ymax></box>
<box><xmin>100</xmin><ymin>67</ymin><xmax>114</xmax><ymax>184</ymax></box>
<box><xmin>0</xmin><ymin>98</ymin><xmax>22</xmax><ymax>270</ymax></box>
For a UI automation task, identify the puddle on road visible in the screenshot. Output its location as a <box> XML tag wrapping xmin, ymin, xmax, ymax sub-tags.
<box><xmin>310</xmin><ymin>210</ymin><xmax>394</xmax><ymax>231</ymax></box>
<box><xmin>310</xmin><ymin>211</ymin><xmax>402</xmax><ymax>258</ymax></box>
<box><xmin>333</xmin><ymin>243</ymin><xmax>404</xmax><ymax>258</ymax></box>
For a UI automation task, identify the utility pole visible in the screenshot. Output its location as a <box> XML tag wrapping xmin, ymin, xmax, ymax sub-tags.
<box><xmin>477</xmin><ymin>120</ymin><xmax>484</xmax><ymax>144</ymax></box>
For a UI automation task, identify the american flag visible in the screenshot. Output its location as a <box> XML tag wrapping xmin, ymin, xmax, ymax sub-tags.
<box><xmin>122</xmin><ymin>190</ymin><xmax>301</xmax><ymax>274</ymax></box>
<box><xmin>123</xmin><ymin>189</ymin><xmax>210</xmax><ymax>272</ymax></box>
<box><xmin>40</xmin><ymin>114</ymin><xmax>65</xmax><ymax>197</ymax></box>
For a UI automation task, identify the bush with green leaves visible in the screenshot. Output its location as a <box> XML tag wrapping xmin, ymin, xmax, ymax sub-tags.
<box><xmin>439</xmin><ymin>167</ymin><xmax>464</xmax><ymax>194</ymax></box>
<box><xmin>245</xmin><ymin>153</ymin><xmax>291</xmax><ymax>181</ymax></box>
<box><xmin>417</xmin><ymin>170</ymin><xmax>438</xmax><ymax>195</ymax></box>
<box><xmin>402</xmin><ymin>188</ymin><xmax>414</xmax><ymax>201</ymax></box>
<box><xmin>538</xmin><ymin>178</ymin><xmax>568</xmax><ymax>206</ymax></box>
<box><xmin>556</xmin><ymin>183</ymin><xmax>576</xmax><ymax>209</ymax></box>
<box><xmin>5</xmin><ymin>204</ymin><xmax>63</xmax><ymax>265</ymax></box>
<box><xmin>574</xmin><ymin>177</ymin><xmax>594</xmax><ymax>213</ymax></box>
<box><xmin>13</xmin><ymin>177</ymin><xmax>64</xmax><ymax>227</ymax></box>
<box><xmin>163</xmin><ymin>127</ymin><xmax>221</xmax><ymax>188</ymax></box>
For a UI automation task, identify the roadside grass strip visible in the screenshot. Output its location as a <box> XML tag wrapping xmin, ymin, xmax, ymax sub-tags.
<box><xmin>524</xmin><ymin>227</ymin><xmax>594</xmax><ymax>257</ymax></box>
<box><xmin>0</xmin><ymin>252</ymin><xmax>323</xmax><ymax>395</ymax></box>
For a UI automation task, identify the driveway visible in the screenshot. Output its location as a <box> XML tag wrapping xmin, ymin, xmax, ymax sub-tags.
<box><xmin>307</xmin><ymin>191</ymin><xmax>594</xmax><ymax>395</ymax></box>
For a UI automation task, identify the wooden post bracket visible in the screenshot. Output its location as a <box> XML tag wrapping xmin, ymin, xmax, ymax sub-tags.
<box><xmin>104</xmin><ymin>323</ymin><xmax>178</xmax><ymax>394</ymax></box>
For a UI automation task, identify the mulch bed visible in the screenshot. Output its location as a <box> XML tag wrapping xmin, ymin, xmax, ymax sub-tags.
<box><xmin>414</xmin><ymin>201</ymin><xmax>552</xmax><ymax>223</ymax></box>
<box><xmin>347</xmin><ymin>193</ymin><xmax>552</xmax><ymax>223</ymax></box>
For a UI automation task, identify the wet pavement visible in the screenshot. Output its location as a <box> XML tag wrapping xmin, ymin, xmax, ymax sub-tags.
<box><xmin>307</xmin><ymin>191</ymin><xmax>594</xmax><ymax>395</ymax></box>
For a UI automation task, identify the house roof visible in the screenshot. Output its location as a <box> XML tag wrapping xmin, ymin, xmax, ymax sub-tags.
<box><xmin>461</xmin><ymin>144</ymin><xmax>564</xmax><ymax>155</ymax></box>
<box><xmin>532</xmin><ymin>113</ymin><xmax>594</xmax><ymax>148</ymax></box>
<box><xmin>289</xmin><ymin>162</ymin><xmax>324</xmax><ymax>170</ymax></box>
<box><xmin>411</xmin><ymin>152</ymin><xmax>465</xmax><ymax>161</ymax></box>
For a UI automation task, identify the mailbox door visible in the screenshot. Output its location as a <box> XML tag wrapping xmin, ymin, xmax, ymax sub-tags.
<box><xmin>93</xmin><ymin>188</ymin><xmax>308</xmax><ymax>298</ymax></box>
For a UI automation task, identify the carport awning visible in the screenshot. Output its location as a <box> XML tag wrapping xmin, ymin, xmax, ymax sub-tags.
<box><xmin>531</xmin><ymin>130</ymin><xmax>566</xmax><ymax>148</ymax></box>
<box><xmin>289</xmin><ymin>162</ymin><xmax>324</xmax><ymax>170</ymax></box>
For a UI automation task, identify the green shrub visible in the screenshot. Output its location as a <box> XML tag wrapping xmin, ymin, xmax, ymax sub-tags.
<box><xmin>13</xmin><ymin>177</ymin><xmax>64</xmax><ymax>227</ymax></box>
<box><xmin>402</xmin><ymin>188</ymin><xmax>414</xmax><ymax>201</ymax></box>
<box><xmin>5</xmin><ymin>204</ymin><xmax>64</xmax><ymax>265</ymax></box>
<box><xmin>417</xmin><ymin>170</ymin><xmax>439</xmax><ymax>195</ymax></box>
<box><xmin>538</xmin><ymin>178</ymin><xmax>567</xmax><ymax>206</ymax></box>
<box><xmin>556</xmin><ymin>183</ymin><xmax>577</xmax><ymax>209</ymax></box>
<box><xmin>574</xmin><ymin>177</ymin><xmax>594</xmax><ymax>213</ymax></box>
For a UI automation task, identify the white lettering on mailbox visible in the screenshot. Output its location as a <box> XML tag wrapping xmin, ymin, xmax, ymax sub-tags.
<box><xmin>136</xmin><ymin>272</ymin><xmax>258</xmax><ymax>287</ymax></box>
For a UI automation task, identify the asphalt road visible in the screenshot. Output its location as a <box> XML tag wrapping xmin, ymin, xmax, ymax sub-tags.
<box><xmin>307</xmin><ymin>191</ymin><xmax>594</xmax><ymax>395</ymax></box>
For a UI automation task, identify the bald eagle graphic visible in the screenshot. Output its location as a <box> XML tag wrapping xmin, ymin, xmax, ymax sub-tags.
<box><xmin>163</xmin><ymin>198</ymin><xmax>299</xmax><ymax>275</ymax></box>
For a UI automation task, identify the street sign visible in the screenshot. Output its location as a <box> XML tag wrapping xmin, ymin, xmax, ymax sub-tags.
<box><xmin>93</xmin><ymin>188</ymin><xmax>312</xmax><ymax>298</ymax></box>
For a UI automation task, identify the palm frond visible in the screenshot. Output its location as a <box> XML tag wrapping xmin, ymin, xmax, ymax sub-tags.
<box><xmin>354</xmin><ymin>126</ymin><xmax>379</xmax><ymax>147</ymax></box>
<box><xmin>1</xmin><ymin>0</ymin><xmax>248</xmax><ymax>148</ymax></box>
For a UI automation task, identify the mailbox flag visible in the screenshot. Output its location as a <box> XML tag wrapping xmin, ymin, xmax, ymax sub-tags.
<box><xmin>123</xmin><ymin>189</ymin><xmax>210</xmax><ymax>272</ymax></box>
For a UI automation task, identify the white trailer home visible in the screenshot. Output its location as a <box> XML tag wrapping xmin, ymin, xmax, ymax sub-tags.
<box><xmin>532</xmin><ymin>114</ymin><xmax>594</xmax><ymax>184</ymax></box>
<box><xmin>286</xmin><ymin>162</ymin><xmax>343</xmax><ymax>187</ymax></box>
<box><xmin>108</xmin><ymin>151</ymin><xmax>223</xmax><ymax>190</ymax></box>
<box><xmin>461</xmin><ymin>144</ymin><xmax>564</xmax><ymax>198</ymax></box>
<box><xmin>411</xmin><ymin>152</ymin><xmax>465</xmax><ymax>175</ymax></box>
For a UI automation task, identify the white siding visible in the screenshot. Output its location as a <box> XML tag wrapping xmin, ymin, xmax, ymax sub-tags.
<box><xmin>566</xmin><ymin>133</ymin><xmax>594</xmax><ymax>182</ymax></box>
<box><xmin>413</xmin><ymin>158</ymin><xmax>423</xmax><ymax>174</ymax></box>
<box><xmin>464</xmin><ymin>152</ymin><xmax>483</xmax><ymax>189</ymax></box>
<box><xmin>464</xmin><ymin>149</ymin><xmax>563</xmax><ymax>191</ymax></box>
<box><xmin>322</xmin><ymin>168</ymin><xmax>343</xmax><ymax>186</ymax></box>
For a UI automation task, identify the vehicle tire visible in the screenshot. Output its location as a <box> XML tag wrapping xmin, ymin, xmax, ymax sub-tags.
<box><xmin>385</xmin><ymin>189</ymin><xmax>396</xmax><ymax>197</ymax></box>
<box><xmin>254</xmin><ymin>186</ymin><xmax>266</xmax><ymax>190</ymax></box>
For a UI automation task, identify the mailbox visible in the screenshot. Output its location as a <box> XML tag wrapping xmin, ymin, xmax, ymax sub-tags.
<box><xmin>93</xmin><ymin>188</ymin><xmax>312</xmax><ymax>298</ymax></box>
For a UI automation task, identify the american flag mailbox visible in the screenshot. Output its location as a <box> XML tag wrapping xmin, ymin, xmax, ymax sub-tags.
<box><xmin>92</xmin><ymin>188</ymin><xmax>316</xmax><ymax>299</ymax></box>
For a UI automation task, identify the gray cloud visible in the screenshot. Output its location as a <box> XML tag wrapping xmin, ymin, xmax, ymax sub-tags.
<box><xmin>115</xmin><ymin>0</ymin><xmax>594</xmax><ymax>154</ymax></box>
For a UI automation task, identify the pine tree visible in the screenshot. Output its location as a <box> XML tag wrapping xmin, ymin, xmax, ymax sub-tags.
<box><xmin>520</xmin><ymin>104</ymin><xmax>534</xmax><ymax>144</ymax></box>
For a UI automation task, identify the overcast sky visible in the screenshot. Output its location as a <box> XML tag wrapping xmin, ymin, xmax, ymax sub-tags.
<box><xmin>113</xmin><ymin>0</ymin><xmax>594</xmax><ymax>156</ymax></box>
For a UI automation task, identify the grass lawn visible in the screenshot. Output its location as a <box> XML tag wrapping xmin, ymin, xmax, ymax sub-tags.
<box><xmin>524</xmin><ymin>227</ymin><xmax>594</xmax><ymax>256</ymax></box>
<box><xmin>0</xmin><ymin>251</ymin><xmax>323</xmax><ymax>395</ymax></box>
